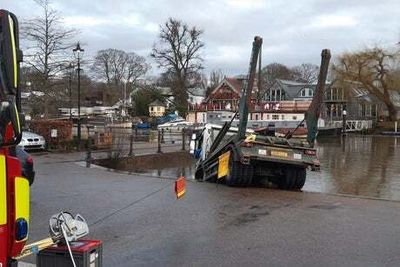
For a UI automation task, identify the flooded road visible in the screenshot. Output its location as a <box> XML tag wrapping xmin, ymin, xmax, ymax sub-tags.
<box><xmin>144</xmin><ymin>135</ymin><xmax>400</xmax><ymax>201</ymax></box>
<box><xmin>305</xmin><ymin>135</ymin><xmax>400</xmax><ymax>200</ymax></box>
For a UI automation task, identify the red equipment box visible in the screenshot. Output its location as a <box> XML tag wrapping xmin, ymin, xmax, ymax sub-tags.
<box><xmin>37</xmin><ymin>240</ymin><xmax>102</xmax><ymax>267</ymax></box>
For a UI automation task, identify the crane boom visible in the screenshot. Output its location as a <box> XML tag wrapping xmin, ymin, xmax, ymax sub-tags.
<box><xmin>305</xmin><ymin>49</ymin><xmax>331</xmax><ymax>146</ymax></box>
<box><xmin>237</xmin><ymin>36</ymin><xmax>263</xmax><ymax>140</ymax></box>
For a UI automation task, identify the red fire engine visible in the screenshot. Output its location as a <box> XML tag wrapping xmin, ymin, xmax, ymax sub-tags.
<box><xmin>0</xmin><ymin>9</ymin><xmax>30</xmax><ymax>267</ymax></box>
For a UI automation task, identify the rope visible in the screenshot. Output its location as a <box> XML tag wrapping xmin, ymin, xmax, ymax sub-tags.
<box><xmin>61</xmin><ymin>224</ymin><xmax>77</xmax><ymax>267</ymax></box>
<box><xmin>89</xmin><ymin>183</ymin><xmax>170</xmax><ymax>227</ymax></box>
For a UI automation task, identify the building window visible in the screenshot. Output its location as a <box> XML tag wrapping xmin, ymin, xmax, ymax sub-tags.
<box><xmin>272</xmin><ymin>114</ymin><xmax>279</xmax><ymax>120</ymax></box>
<box><xmin>366</xmin><ymin>105</ymin><xmax>372</xmax><ymax>116</ymax></box>
<box><xmin>281</xmin><ymin>115</ymin><xmax>285</xmax><ymax>120</ymax></box>
<box><xmin>301</xmin><ymin>88</ymin><xmax>313</xmax><ymax>97</ymax></box>
<box><xmin>358</xmin><ymin>104</ymin><xmax>363</xmax><ymax>117</ymax></box>
<box><xmin>266</xmin><ymin>114</ymin><xmax>270</xmax><ymax>120</ymax></box>
<box><xmin>326</xmin><ymin>104</ymin><xmax>331</xmax><ymax>118</ymax></box>
<box><xmin>269</xmin><ymin>89</ymin><xmax>286</xmax><ymax>101</ymax></box>
<box><xmin>332</xmin><ymin>105</ymin><xmax>337</xmax><ymax>117</ymax></box>
<box><xmin>150</xmin><ymin>107</ymin><xmax>154</xmax><ymax>111</ymax></box>
<box><xmin>332</xmin><ymin>88</ymin><xmax>338</xmax><ymax>100</ymax></box>
<box><xmin>255</xmin><ymin>114</ymin><xmax>259</xmax><ymax>120</ymax></box>
<box><xmin>371</xmin><ymin>104</ymin><xmax>377</xmax><ymax>117</ymax></box>
<box><xmin>292</xmin><ymin>116</ymin><xmax>297</xmax><ymax>120</ymax></box>
<box><xmin>326</xmin><ymin>89</ymin><xmax>331</xmax><ymax>100</ymax></box>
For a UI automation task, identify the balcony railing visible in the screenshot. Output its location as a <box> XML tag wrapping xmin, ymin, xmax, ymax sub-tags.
<box><xmin>188</xmin><ymin>100</ymin><xmax>311</xmax><ymax>113</ymax></box>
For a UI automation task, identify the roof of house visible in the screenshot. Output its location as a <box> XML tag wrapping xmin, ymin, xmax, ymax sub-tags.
<box><xmin>205</xmin><ymin>77</ymin><xmax>243</xmax><ymax>102</ymax></box>
<box><xmin>188</xmin><ymin>87</ymin><xmax>206</xmax><ymax>97</ymax></box>
<box><xmin>149</xmin><ymin>99</ymin><xmax>165</xmax><ymax>107</ymax></box>
<box><xmin>225</xmin><ymin>77</ymin><xmax>244</xmax><ymax>94</ymax></box>
<box><xmin>158</xmin><ymin>87</ymin><xmax>173</xmax><ymax>96</ymax></box>
<box><xmin>278</xmin><ymin>79</ymin><xmax>308</xmax><ymax>86</ymax></box>
<box><xmin>273</xmin><ymin>79</ymin><xmax>315</xmax><ymax>99</ymax></box>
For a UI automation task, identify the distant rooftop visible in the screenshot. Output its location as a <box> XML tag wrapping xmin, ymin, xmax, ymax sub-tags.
<box><xmin>149</xmin><ymin>99</ymin><xmax>165</xmax><ymax>106</ymax></box>
<box><xmin>278</xmin><ymin>79</ymin><xmax>308</xmax><ymax>86</ymax></box>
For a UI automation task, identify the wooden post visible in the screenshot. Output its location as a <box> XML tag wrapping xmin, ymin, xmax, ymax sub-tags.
<box><xmin>86</xmin><ymin>136</ymin><xmax>92</xmax><ymax>168</ymax></box>
<box><xmin>129</xmin><ymin>134</ymin><xmax>134</xmax><ymax>156</ymax></box>
<box><xmin>135</xmin><ymin>127</ymin><xmax>138</xmax><ymax>140</ymax></box>
<box><xmin>157</xmin><ymin>130</ymin><xmax>162</xmax><ymax>153</ymax></box>
<box><xmin>181</xmin><ymin>128</ymin><xmax>185</xmax><ymax>151</ymax></box>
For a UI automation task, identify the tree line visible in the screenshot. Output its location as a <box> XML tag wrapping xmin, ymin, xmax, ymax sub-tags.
<box><xmin>21</xmin><ymin>0</ymin><xmax>400</xmax><ymax>120</ymax></box>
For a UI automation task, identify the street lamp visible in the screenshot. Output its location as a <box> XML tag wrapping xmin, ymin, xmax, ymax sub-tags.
<box><xmin>73</xmin><ymin>42</ymin><xmax>84</xmax><ymax>148</ymax></box>
<box><xmin>66</xmin><ymin>63</ymin><xmax>74</xmax><ymax>120</ymax></box>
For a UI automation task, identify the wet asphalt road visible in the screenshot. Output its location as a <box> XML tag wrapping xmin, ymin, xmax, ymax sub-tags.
<box><xmin>25</xmin><ymin>151</ymin><xmax>400</xmax><ymax>267</ymax></box>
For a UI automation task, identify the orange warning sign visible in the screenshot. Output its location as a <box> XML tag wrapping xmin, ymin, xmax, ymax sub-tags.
<box><xmin>175</xmin><ymin>176</ymin><xmax>186</xmax><ymax>199</ymax></box>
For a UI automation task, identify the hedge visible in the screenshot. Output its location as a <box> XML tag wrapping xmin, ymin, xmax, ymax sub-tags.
<box><xmin>30</xmin><ymin>119</ymin><xmax>73</xmax><ymax>147</ymax></box>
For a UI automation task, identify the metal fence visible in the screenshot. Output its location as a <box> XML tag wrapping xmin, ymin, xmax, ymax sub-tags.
<box><xmin>85</xmin><ymin>127</ymin><xmax>193</xmax><ymax>167</ymax></box>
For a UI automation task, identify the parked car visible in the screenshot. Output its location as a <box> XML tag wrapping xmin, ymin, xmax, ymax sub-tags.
<box><xmin>135</xmin><ymin>122</ymin><xmax>151</xmax><ymax>129</ymax></box>
<box><xmin>18</xmin><ymin>131</ymin><xmax>46</xmax><ymax>150</ymax></box>
<box><xmin>11</xmin><ymin>146</ymin><xmax>35</xmax><ymax>186</ymax></box>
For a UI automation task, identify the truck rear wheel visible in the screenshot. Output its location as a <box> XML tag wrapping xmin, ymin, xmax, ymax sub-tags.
<box><xmin>293</xmin><ymin>167</ymin><xmax>306</xmax><ymax>189</ymax></box>
<box><xmin>279</xmin><ymin>167</ymin><xmax>306</xmax><ymax>190</ymax></box>
<box><xmin>225</xmin><ymin>157</ymin><xmax>254</xmax><ymax>187</ymax></box>
<box><xmin>194</xmin><ymin>166</ymin><xmax>204</xmax><ymax>181</ymax></box>
<box><xmin>278</xmin><ymin>168</ymin><xmax>296</xmax><ymax>190</ymax></box>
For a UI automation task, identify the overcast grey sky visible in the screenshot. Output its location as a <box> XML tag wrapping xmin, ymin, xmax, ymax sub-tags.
<box><xmin>3</xmin><ymin>0</ymin><xmax>400</xmax><ymax>76</ymax></box>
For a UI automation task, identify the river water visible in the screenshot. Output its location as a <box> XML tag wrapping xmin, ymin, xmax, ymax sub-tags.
<box><xmin>139</xmin><ymin>135</ymin><xmax>400</xmax><ymax>201</ymax></box>
<box><xmin>304</xmin><ymin>135</ymin><xmax>400</xmax><ymax>200</ymax></box>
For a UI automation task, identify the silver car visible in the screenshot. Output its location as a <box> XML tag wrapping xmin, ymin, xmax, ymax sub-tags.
<box><xmin>18</xmin><ymin>131</ymin><xmax>46</xmax><ymax>150</ymax></box>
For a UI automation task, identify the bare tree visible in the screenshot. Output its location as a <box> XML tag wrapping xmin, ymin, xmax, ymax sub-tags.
<box><xmin>151</xmin><ymin>18</ymin><xmax>204</xmax><ymax>115</ymax></box>
<box><xmin>91</xmin><ymin>49</ymin><xmax>149</xmax><ymax>103</ymax></box>
<box><xmin>209</xmin><ymin>69</ymin><xmax>224</xmax><ymax>89</ymax></box>
<box><xmin>21</xmin><ymin>0</ymin><xmax>76</xmax><ymax>116</ymax></box>
<box><xmin>333</xmin><ymin>47</ymin><xmax>400</xmax><ymax>121</ymax></box>
<box><xmin>125</xmin><ymin>52</ymin><xmax>150</xmax><ymax>85</ymax></box>
<box><xmin>292</xmin><ymin>63</ymin><xmax>319</xmax><ymax>84</ymax></box>
<box><xmin>92</xmin><ymin>49</ymin><xmax>149</xmax><ymax>86</ymax></box>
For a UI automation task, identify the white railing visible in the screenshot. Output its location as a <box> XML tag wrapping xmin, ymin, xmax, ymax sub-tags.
<box><xmin>326</xmin><ymin>120</ymin><xmax>373</xmax><ymax>132</ymax></box>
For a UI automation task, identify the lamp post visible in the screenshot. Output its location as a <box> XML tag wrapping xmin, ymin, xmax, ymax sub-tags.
<box><xmin>73</xmin><ymin>42</ymin><xmax>84</xmax><ymax>148</ymax></box>
<box><xmin>67</xmin><ymin>63</ymin><xmax>74</xmax><ymax>120</ymax></box>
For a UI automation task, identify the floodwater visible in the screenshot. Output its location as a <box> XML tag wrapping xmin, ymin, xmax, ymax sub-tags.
<box><xmin>305</xmin><ymin>135</ymin><xmax>400</xmax><ymax>200</ymax></box>
<box><xmin>140</xmin><ymin>135</ymin><xmax>400</xmax><ymax>201</ymax></box>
